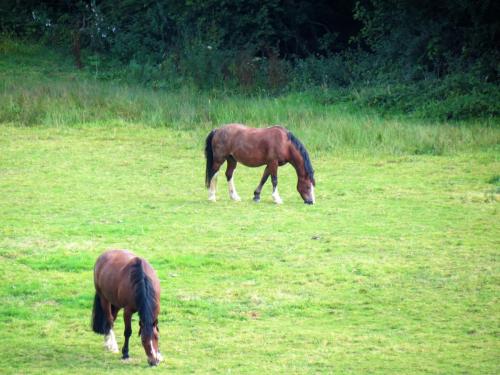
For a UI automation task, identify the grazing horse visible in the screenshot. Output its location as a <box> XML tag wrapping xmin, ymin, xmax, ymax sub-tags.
<box><xmin>92</xmin><ymin>249</ymin><xmax>162</xmax><ymax>366</ymax></box>
<box><xmin>205</xmin><ymin>124</ymin><xmax>315</xmax><ymax>204</ymax></box>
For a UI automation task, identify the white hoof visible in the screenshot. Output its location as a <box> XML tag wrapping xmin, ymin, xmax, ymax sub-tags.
<box><xmin>208</xmin><ymin>195</ymin><xmax>216</xmax><ymax>202</ymax></box>
<box><xmin>104</xmin><ymin>342</ymin><xmax>119</xmax><ymax>353</ymax></box>
<box><xmin>272</xmin><ymin>187</ymin><xmax>283</xmax><ymax>204</ymax></box>
<box><xmin>230</xmin><ymin>194</ymin><xmax>241</xmax><ymax>201</ymax></box>
<box><xmin>272</xmin><ymin>194</ymin><xmax>283</xmax><ymax>204</ymax></box>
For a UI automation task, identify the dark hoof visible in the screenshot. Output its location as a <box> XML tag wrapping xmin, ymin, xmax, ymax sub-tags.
<box><xmin>253</xmin><ymin>196</ymin><xmax>260</xmax><ymax>202</ymax></box>
<box><xmin>304</xmin><ymin>200</ymin><xmax>313</xmax><ymax>205</ymax></box>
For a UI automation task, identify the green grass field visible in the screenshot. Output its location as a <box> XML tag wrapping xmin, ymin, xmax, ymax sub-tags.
<box><xmin>0</xmin><ymin>40</ymin><xmax>499</xmax><ymax>374</ymax></box>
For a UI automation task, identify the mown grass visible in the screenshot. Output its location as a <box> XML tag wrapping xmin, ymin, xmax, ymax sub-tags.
<box><xmin>0</xmin><ymin>39</ymin><xmax>499</xmax><ymax>374</ymax></box>
<box><xmin>1</xmin><ymin>126</ymin><xmax>499</xmax><ymax>374</ymax></box>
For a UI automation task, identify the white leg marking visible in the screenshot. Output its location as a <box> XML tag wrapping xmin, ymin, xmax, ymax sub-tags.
<box><xmin>104</xmin><ymin>329</ymin><xmax>119</xmax><ymax>353</ymax></box>
<box><xmin>150</xmin><ymin>340</ymin><xmax>162</xmax><ymax>363</ymax></box>
<box><xmin>311</xmin><ymin>184</ymin><xmax>315</xmax><ymax>204</ymax></box>
<box><xmin>208</xmin><ymin>172</ymin><xmax>218</xmax><ymax>201</ymax></box>
<box><xmin>150</xmin><ymin>340</ymin><xmax>156</xmax><ymax>357</ymax></box>
<box><xmin>228</xmin><ymin>176</ymin><xmax>241</xmax><ymax>201</ymax></box>
<box><xmin>272</xmin><ymin>187</ymin><xmax>283</xmax><ymax>204</ymax></box>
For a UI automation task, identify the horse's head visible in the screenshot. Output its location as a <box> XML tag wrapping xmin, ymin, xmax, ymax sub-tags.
<box><xmin>297</xmin><ymin>176</ymin><xmax>315</xmax><ymax>204</ymax></box>
<box><xmin>288</xmin><ymin>131</ymin><xmax>315</xmax><ymax>204</ymax></box>
<box><xmin>139</xmin><ymin>319</ymin><xmax>161</xmax><ymax>366</ymax></box>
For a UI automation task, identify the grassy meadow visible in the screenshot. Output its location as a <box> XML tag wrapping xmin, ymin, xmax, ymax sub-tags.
<box><xmin>0</xmin><ymin>40</ymin><xmax>499</xmax><ymax>374</ymax></box>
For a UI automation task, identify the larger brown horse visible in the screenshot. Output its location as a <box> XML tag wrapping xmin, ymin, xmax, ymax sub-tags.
<box><xmin>205</xmin><ymin>124</ymin><xmax>315</xmax><ymax>204</ymax></box>
<box><xmin>92</xmin><ymin>250</ymin><xmax>162</xmax><ymax>366</ymax></box>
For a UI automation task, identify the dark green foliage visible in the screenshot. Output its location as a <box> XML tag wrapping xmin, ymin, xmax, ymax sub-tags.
<box><xmin>353</xmin><ymin>74</ymin><xmax>500</xmax><ymax>121</ymax></box>
<box><xmin>353</xmin><ymin>0</ymin><xmax>500</xmax><ymax>81</ymax></box>
<box><xmin>0</xmin><ymin>1</ymin><xmax>498</xmax><ymax>120</ymax></box>
<box><xmin>1</xmin><ymin>1</ymin><xmax>357</xmax><ymax>60</ymax></box>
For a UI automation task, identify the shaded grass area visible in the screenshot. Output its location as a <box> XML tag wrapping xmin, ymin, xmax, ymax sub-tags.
<box><xmin>0</xmin><ymin>126</ymin><xmax>498</xmax><ymax>374</ymax></box>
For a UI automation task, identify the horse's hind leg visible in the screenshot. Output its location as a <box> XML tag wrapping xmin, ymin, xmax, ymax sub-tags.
<box><xmin>121</xmin><ymin>308</ymin><xmax>133</xmax><ymax>360</ymax></box>
<box><xmin>208</xmin><ymin>160</ymin><xmax>223</xmax><ymax>202</ymax></box>
<box><xmin>226</xmin><ymin>156</ymin><xmax>241</xmax><ymax>201</ymax></box>
<box><xmin>102</xmin><ymin>299</ymin><xmax>119</xmax><ymax>353</ymax></box>
<box><xmin>253</xmin><ymin>166</ymin><xmax>270</xmax><ymax>202</ymax></box>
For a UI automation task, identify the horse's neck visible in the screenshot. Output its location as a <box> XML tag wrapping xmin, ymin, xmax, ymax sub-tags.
<box><xmin>289</xmin><ymin>146</ymin><xmax>307</xmax><ymax>179</ymax></box>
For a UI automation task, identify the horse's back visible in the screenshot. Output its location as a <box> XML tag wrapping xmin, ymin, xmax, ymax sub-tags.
<box><xmin>94</xmin><ymin>249</ymin><xmax>136</xmax><ymax>278</ymax></box>
<box><xmin>94</xmin><ymin>249</ymin><xmax>143</xmax><ymax>307</ymax></box>
<box><xmin>214</xmin><ymin>124</ymin><xmax>290</xmax><ymax>166</ymax></box>
<box><xmin>218</xmin><ymin>123</ymin><xmax>287</xmax><ymax>137</ymax></box>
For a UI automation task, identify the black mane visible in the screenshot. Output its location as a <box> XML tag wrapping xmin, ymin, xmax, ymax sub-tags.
<box><xmin>288</xmin><ymin>131</ymin><xmax>315</xmax><ymax>185</ymax></box>
<box><xmin>130</xmin><ymin>258</ymin><xmax>157</xmax><ymax>338</ymax></box>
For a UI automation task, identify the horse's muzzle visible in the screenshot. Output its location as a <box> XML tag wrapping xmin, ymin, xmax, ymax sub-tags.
<box><xmin>148</xmin><ymin>358</ymin><xmax>160</xmax><ymax>366</ymax></box>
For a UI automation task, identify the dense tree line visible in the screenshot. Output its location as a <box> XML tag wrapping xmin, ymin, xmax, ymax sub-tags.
<box><xmin>1</xmin><ymin>1</ymin><xmax>499</xmax><ymax>92</ymax></box>
<box><xmin>1</xmin><ymin>1</ymin><xmax>359</xmax><ymax>57</ymax></box>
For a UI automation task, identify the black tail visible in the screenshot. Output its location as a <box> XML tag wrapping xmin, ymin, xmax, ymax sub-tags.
<box><xmin>205</xmin><ymin>129</ymin><xmax>216</xmax><ymax>188</ymax></box>
<box><xmin>92</xmin><ymin>293</ymin><xmax>111</xmax><ymax>335</ymax></box>
<box><xmin>130</xmin><ymin>258</ymin><xmax>157</xmax><ymax>338</ymax></box>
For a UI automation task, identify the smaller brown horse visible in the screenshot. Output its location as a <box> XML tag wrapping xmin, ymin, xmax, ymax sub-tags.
<box><xmin>92</xmin><ymin>250</ymin><xmax>162</xmax><ymax>366</ymax></box>
<box><xmin>205</xmin><ymin>124</ymin><xmax>315</xmax><ymax>204</ymax></box>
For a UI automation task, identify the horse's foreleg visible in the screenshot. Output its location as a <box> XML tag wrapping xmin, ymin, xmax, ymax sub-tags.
<box><xmin>208</xmin><ymin>161</ymin><xmax>222</xmax><ymax>202</ymax></box>
<box><xmin>111</xmin><ymin>305</ymin><xmax>119</xmax><ymax>321</ymax></box>
<box><xmin>102</xmin><ymin>300</ymin><xmax>119</xmax><ymax>353</ymax></box>
<box><xmin>225</xmin><ymin>157</ymin><xmax>241</xmax><ymax>201</ymax></box>
<box><xmin>121</xmin><ymin>308</ymin><xmax>133</xmax><ymax>360</ymax></box>
<box><xmin>269</xmin><ymin>163</ymin><xmax>283</xmax><ymax>204</ymax></box>
<box><xmin>254</xmin><ymin>166</ymin><xmax>270</xmax><ymax>202</ymax></box>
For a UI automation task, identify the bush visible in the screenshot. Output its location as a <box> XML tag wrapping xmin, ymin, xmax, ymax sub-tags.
<box><xmin>353</xmin><ymin>73</ymin><xmax>500</xmax><ymax>121</ymax></box>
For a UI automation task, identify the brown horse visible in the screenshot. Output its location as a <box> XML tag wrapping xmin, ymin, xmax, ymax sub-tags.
<box><xmin>92</xmin><ymin>249</ymin><xmax>162</xmax><ymax>366</ymax></box>
<box><xmin>205</xmin><ymin>124</ymin><xmax>315</xmax><ymax>204</ymax></box>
